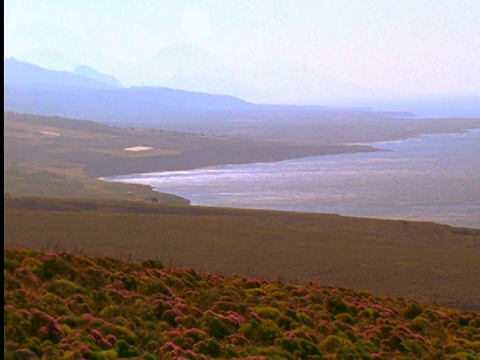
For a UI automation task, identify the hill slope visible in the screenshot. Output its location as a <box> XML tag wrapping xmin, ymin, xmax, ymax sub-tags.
<box><xmin>4</xmin><ymin>248</ymin><xmax>480</xmax><ymax>359</ymax></box>
<box><xmin>5</xmin><ymin>195</ymin><xmax>480</xmax><ymax>310</ymax></box>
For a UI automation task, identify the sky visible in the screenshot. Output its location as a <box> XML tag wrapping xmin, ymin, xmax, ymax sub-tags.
<box><xmin>4</xmin><ymin>0</ymin><xmax>480</xmax><ymax>103</ymax></box>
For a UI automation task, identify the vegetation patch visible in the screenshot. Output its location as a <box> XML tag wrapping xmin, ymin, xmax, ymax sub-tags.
<box><xmin>4</xmin><ymin>248</ymin><xmax>480</xmax><ymax>359</ymax></box>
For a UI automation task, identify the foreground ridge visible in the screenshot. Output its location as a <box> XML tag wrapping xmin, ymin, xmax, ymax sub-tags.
<box><xmin>4</xmin><ymin>248</ymin><xmax>480</xmax><ymax>359</ymax></box>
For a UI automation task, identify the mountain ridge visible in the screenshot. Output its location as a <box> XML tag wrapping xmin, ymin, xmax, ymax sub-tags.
<box><xmin>4</xmin><ymin>58</ymin><xmax>480</xmax><ymax>127</ymax></box>
<box><xmin>4</xmin><ymin>58</ymin><xmax>258</xmax><ymax>123</ymax></box>
<box><xmin>73</xmin><ymin>64</ymin><xmax>124</xmax><ymax>88</ymax></box>
<box><xmin>4</xmin><ymin>58</ymin><xmax>121</xmax><ymax>89</ymax></box>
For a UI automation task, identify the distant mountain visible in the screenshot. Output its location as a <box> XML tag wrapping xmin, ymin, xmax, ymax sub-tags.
<box><xmin>17</xmin><ymin>48</ymin><xmax>74</xmax><ymax>72</ymax></box>
<box><xmin>125</xmin><ymin>43</ymin><xmax>228</xmax><ymax>86</ymax></box>
<box><xmin>6</xmin><ymin>58</ymin><xmax>477</xmax><ymax>128</ymax></box>
<box><xmin>119</xmin><ymin>43</ymin><xmax>284</xmax><ymax>103</ymax></box>
<box><xmin>4</xmin><ymin>59</ymin><xmax>256</xmax><ymax>124</ymax></box>
<box><xmin>4</xmin><ymin>58</ymin><xmax>120</xmax><ymax>89</ymax></box>
<box><xmin>166</xmin><ymin>72</ymin><xmax>280</xmax><ymax>103</ymax></box>
<box><xmin>73</xmin><ymin>65</ymin><xmax>124</xmax><ymax>88</ymax></box>
<box><xmin>119</xmin><ymin>43</ymin><xmax>373</xmax><ymax>103</ymax></box>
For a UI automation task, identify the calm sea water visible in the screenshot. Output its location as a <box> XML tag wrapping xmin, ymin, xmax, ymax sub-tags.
<box><xmin>104</xmin><ymin>129</ymin><xmax>480</xmax><ymax>228</ymax></box>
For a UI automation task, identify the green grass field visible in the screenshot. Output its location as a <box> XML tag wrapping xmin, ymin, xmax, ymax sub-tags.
<box><xmin>5</xmin><ymin>195</ymin><xmax>480</xmax><ymax>310</ymax></box>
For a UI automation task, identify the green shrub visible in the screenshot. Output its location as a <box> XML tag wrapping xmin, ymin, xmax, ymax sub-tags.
<box><xmin>279</xmin><ymin>338</ymin><xmax>299</xmax><ymax>353</ymax></box>
<box><xmin>336</xmin><ymin>346</ymin><xmax>373</xmax><ymax>360</ymax></box>
<box><xmin>297</xmin><ymin>312</ymin><xmax>315</xmax><ymax>328</ymax></box>
<box><xmin>77</xmin><ymin>267</ymin><xmax>108</xmax><ymax>288</ymax></box>
<box><xmin>4</xmin><ymin>257</ymin><xmax>21</xmax><ymax>273</ymax></box>
<box><xmin>285</xmin><ymin>308</ymin><xmax>299</xmax><ymax>322</ymax></box>
<box><xmin>276</xmin><ymin>315</ymin><xmax>293</xmax><ymax>330</ymax></box>
<box><xmin>140</xmin><ymin>278</ymin><xmax>170</xmax><ymax>296</ymax></box>
<box><xmin>296</xmin><ymin>338</ymin><xmax>322</xmax><ymax>357</ymax></box>
<box><xmin>124</xmin><ymin>276</ymin><xmax>137</xmax><ymax>291</ymax></box>
<box><xmin>4</xmin><ymin>273</ymin><xmax>22</xmax><ymax>291</ymax></box>
<box><xmin>99</xmin><ymin>305</ymin><xmax>122</xmax><ymax>318</ymax></box>
<box><xmin>89</xmin><ymin>349</ymin><xmax>117</xmax><ymax>360</ymax></box>
<box><xmin>360</xmin><ymin>308</ymin><xmax>381</xmax><ymax>319</ymax></box>
<box><xmin>194</xmin><ymin>339</ymin><xmax>221</xmax><ymax>358</ymax></box>
<box><xmin>46</xmin><ymin>278</ymin><xmax>86</xmax><ymax>296</ymax></box>
<box><xmin>115</xmin><ymin>340</ymin><xmax>140</xmax><ymax>358</ymax></box>
<box><xmin>207</xmin><ymin>317</ymin><xmax>230</xmax><ymax>339</ymax></box>
<box><xmin>174</xmin><ymin>314</ymin><xmax>196</xmax><ymax>328</ymax></box>
<box><xmin>254</xmin><ymin>307</ymin><xmax>283</xmax><ymax>321</ymax></box>
<box><xmin>324</xmin><ymin>296</ymin><xmax>349</xmax><ymax>316</ymax></box>
<box><xmin>5</xmin><ymin>324</ymin><xmax>29</xmax><ymax>344</ymax></box>
<box><xmin>412</xmin><ymin>315</ymin><xmax>430</xmax><ymax>332</ymax></box>
<box><xmin>37</xmin><ymin>254</ymin><xmax>76</xmax><ymax>281</ymax></box>
<box><xmin>469</xmin><ymin>317</ymin><xmax>480</xmax><ymax>328</ymax></box>
<box><xmin>321</xmin><ymin>335</ymin><xmax>351</xmax><ymax>353</ymax></box>
<box><xmin>404</xmin><ymin>301</ymin><xmax>423</xmax><ymax>320</ymax></box>
<box><xmin>3</xmin><ymin>349</ymin><xmax>13</xmax><ymax>360</ymax></box>
<box><xmin>99</xmin><ymin>324</ymin><xmax>136</xmax><ymax>343</ymax></box>
<box><xmin>240</xmin><ymin>319</ymin><xmax>282</xmax><ymax>345</ymax></box>
<box><xmin>471</xmin><ymin>341</ymin><xmax>480</xmax><ymax>352</ymax></box>
<box><xmin>143</xmin><ymin>352</ymin><xmax>157</xmax><ymax>360</ymax></box>
<box><xmin>141</xmin><ymin>259</ymin><xmax>165</xmax><ymax>270</ymax></box>
<box><xmin>336</xmin><ymin>313</ymin><xmax>355</xmax><ymax>325</ymax></box>
<box><xmin>382</xmin><ymin>335</ymin><xmax>406</xmax><ymax>352</ymax></box>
<box><xmin>445</xmin><ymin>352</ymin><xmax>478</xmax><ymax>360</ymax></box>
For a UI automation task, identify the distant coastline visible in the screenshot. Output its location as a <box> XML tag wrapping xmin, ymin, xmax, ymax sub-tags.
<box><xmin>103</xmin><ymin>129</ymin><xmax>480</xmax><ymax>229</ymax></box>
<box><xmin>94</xmin><ymin>125</ymin><xmax>480</xmax><ymax>179</ymax></box>
<box><xmin>89</xmin><ymin>143</ymin><xmax>380</xmax><ymax>178</ymax></box>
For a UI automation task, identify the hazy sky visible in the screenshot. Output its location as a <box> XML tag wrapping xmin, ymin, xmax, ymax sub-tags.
<box><xmin>4</xmin><ymin>0</ymin><xmax>480</xmax><ymax>101</ymax></box>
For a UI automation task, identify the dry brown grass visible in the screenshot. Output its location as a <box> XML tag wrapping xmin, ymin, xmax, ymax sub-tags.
<box><xmin>5</xmin><ymin>195</ymin><xmax>480</xmax><ymax>309</ymax></box>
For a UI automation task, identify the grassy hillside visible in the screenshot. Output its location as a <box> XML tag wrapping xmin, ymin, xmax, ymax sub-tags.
<box><xmin>4</xmin><ymin>248</ymin><xmax>480</xmax><ymax>359</ymax></box>
<box><xmin>5</xmin><ymin>195</ymin><xmax>480</xmax><ymax>310</ymax></box>
<box><xmin>3</xmin><ymin>112</ymin><xmax>188</xmax><ymax>203</ymax></box>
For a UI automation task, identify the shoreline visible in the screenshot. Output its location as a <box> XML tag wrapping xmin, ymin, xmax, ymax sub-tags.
<box><xmin>6</xmin><ymin>112</ymin><xmax>479</xmax><ymax>209</ymax></box>
<box><xmin>95</xmin><ymin>143</ymin><xmax>381</xmax><ymax>207</ymax></box>
<box><xmin>87</xmin><ymin>143</ymin><xmax>380</xmax><ymax>178</ymax></box>
<box><xmin>93</xmin><ymin>126</ymin><xmax>480</xmax><ymax>179</ymax></box>
<box><xmin>100</xmin><ymin>129</ymin><xmax>480</xmax><ymax>229</ymax></box>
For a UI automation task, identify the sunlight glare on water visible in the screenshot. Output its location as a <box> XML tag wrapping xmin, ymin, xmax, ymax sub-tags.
<box><xmin>104</xmin><ymin>129</ymin><xmax>480</xmax><ymax>228</ymax></box>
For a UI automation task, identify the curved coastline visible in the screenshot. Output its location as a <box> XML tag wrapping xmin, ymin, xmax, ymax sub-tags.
<box><xmin>95</xmin><ymin>143</ymin><xmax>382</xmax><ymax>207</ymax></box>
<box><xmin>89</xmin><ymin>143</ymin><xmax>381</xmax><ymax>178</ymax></box>
<box><xmin>101</xmin><ymin>129</ymin><xmax>480</xmax><ymax>229</ymax></box>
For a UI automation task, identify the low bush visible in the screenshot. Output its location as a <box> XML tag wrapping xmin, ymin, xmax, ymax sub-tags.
<box><xmin>4</xmin><ymin>249</ymin><xmax>480</xmax><ymax>359</ymax></box>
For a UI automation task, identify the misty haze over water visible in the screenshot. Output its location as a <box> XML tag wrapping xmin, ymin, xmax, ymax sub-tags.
<box><xmin>105</xmin><ymin>129</ymin><xmax>480</xmax><ymax>229</ymax></box>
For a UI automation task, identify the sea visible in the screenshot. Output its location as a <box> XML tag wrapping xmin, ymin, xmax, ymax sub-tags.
<box><xmin>103</xmin><ymin>128</ymin><xmax>480</xmax><ymax>228</ymax></box>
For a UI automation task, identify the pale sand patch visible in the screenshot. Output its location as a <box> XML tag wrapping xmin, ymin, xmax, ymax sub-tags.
<box><xmin>124</xmin><ymin>146</ymin><xmax>154</xmax><ymax>152</ymax></box>
<box><xmin>40</xmin><ymin>131</ymin><xmax>61</xmax><ymax>137</ymax></box>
